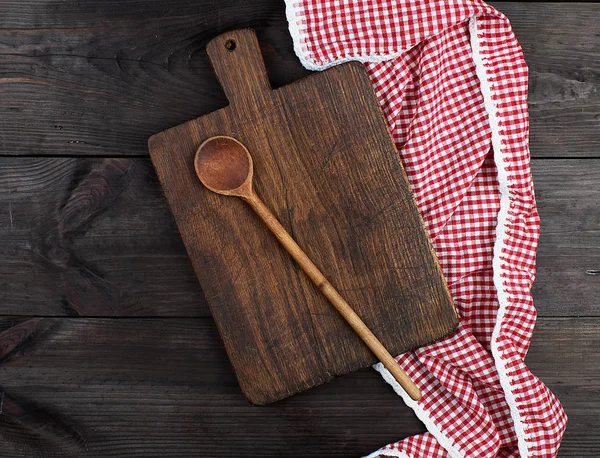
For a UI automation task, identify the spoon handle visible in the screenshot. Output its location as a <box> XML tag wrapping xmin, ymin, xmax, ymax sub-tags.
<box><xmin>244</xmin><ymin>192</ymin><xmax>422</xmax><ymax>401</ymax></box>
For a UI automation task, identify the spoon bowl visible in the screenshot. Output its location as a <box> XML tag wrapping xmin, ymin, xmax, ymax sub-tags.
<box><xmin>195</xmin><ymin>136</ymin><xmax>253</xmax><ymax>197</ymax></box>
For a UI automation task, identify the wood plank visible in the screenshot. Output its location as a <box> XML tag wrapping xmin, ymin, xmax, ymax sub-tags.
<box><xmin>0</xmin><ymin>316</ymin><xmax>591</xmax><ymax>456</ymax></box>
<box><xmin>0</xmin><ymin>0</ymin><xmax>309</xmax><ymax>157</ymax></box>
<box><xmin>0</xmin><ymin>157</ymin><xmax>207</xmax><ymax>317</ymax></box>
<box><xmin>0</xmin><ymin>317</ymin><xmax>424</xmax><ymax>457</ymax></box>
<box><xmin>0</xmin><ymin>2</ymin><xmax>597</xmax><ymax>158</ymax></box>
<box><xmin>1</xmin><ymin>158</ymin><xmax>598</xmax><ymax>317</ymax></box>
<box><xmin>527</xmin><ymin>318</ymin><xmax>600</xmax><ymax>457</ymax></box>
<box><xmin>531</xmin><ymin>160</ymin><xmax>600</xmax><ymax>317</ymax></box>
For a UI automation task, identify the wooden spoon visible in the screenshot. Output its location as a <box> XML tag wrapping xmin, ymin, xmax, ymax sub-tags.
<box><xmin>194</xmin><ymin>136</ymin><xmax>422</xmax><ymax>401</ymax></box>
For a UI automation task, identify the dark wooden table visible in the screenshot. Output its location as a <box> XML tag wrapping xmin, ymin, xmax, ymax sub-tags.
<box><xmin>0</xmin><ymin>2</ymin><xmax>597</xmax><ymax>456</ymax></box>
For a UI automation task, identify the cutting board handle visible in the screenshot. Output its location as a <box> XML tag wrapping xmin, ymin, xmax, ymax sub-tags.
<box><xmin>206</xmin><ymin>29</ymin><xmax>272</xmax><ymax>105</ymax></box>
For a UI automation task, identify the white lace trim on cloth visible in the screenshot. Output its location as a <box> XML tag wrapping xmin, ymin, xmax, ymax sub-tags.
<box><xmin>469</xmin><ymin>16</ymin><xmax>531</xmax><ymax>458</ymax></box>
<box><xmin>371</xmin><ymin>362</ymin><xmax>465</xmax><ymax>458</ymax></box>
<box><xmin>364</xmin><ymin>447</ymin><xmax>411</xmax><ymax>458</ymax></box>
<box><xmin>284</xmin><ymin>0</ymin><xmax>419</xmax><ymax>70</ymax></box>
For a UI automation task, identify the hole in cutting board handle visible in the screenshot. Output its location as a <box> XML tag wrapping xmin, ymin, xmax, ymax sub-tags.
<box><xmin>205</xmin><ymin>30</ymin><xmax>273</xmax><ymax>101</ymax></box>
<box><xmin>224</xmin><ymin>39</ymin><xmax>236</xmax><ymax>51</ymax></box>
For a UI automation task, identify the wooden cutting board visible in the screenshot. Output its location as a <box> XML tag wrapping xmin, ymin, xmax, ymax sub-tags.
<box><xmin>148</xmin><ymin>29</ymin><xmax>458</xmax><ymax>405</ymax></box>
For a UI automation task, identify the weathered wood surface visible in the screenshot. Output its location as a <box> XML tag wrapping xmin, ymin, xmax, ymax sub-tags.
<box><xmin>0</xmin><ymin>317</ymin><xmax>595</xmax><ymax>457</ymax></box>
<box><xmin>149</xmin><ymin>29</ymin><xmax>456</xmax><ymax>405</ymax></box>
<box><xmin>0</xmin><ymin>2</ymin><xmax>597</xmax><ymax>158</ymax></box>
<box><xmin>1</xmin><ymin>159</ymin><xmax>596</xmax><ymax>317</ymax></box>
<box><xmin>0</xmin><ymin>0</ymin><xmax>308</xmax><ymax>157</ymax></box>
<box><xmin>0</xmin><ymin>158</ymin><xmax>206</xmax><ymax>317</ymax></box>
<box><xmin>531</xmin><ymin>161</ymin><xmax>600</xmax><ymax>316</ymax></box>
<box><xmin>0</xmin><ymin>0</ymin><xmax>598</xmax><ymax>456</ymax></box>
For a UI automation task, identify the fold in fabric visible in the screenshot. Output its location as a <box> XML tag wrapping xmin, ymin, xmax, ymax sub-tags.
<box><xmin>284</xmin><ymin>1</ymin><xmax>567</xmax><ymax>456</ymax></box>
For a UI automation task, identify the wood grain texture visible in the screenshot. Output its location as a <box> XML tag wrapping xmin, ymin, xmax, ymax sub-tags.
<box><xmin>0</xmin><ymin>0</ymin><xmax>309</xmax><ymax>157</ymax></box>
<box><xmin>0</xmin><ymin>316</ymin><xmax>593</xmax><ymax>457</ymax></box>
<box><xmin>0</xmin><ymin>1</ymin><xmax>597</xmax><ymax>456</ymax></box>
<box><xmin>0</xmin><ymin>317</ymin><xmax>425</xmax><ymax>458</ymax></box>
<box><xmin>0</xmin><ymin>2</ymin><xmax>597</xmax><ymax>158</ymax></box>
<box><xmin>1</xmin><ymin>158</ymin><xmax>596</xmax><ymax>318</ymax></box>
<box><xmin>526</xmin><ymin>319</ymin><xmax>600</xmax><ymax>457</ymax></box>
<box><xmin>149</xmin><ymin>29</ymin><xmax>456</xmax><ymax>404</ymax></box>
<box><xmin>0</xmin><ymin>157</ymin><xmax>206</xmax><ymax>317</ymax></box>
<box><xmin>531</xmin><ymin>160</ymin><xmax>600</xmax><ymax>316</ymax></box>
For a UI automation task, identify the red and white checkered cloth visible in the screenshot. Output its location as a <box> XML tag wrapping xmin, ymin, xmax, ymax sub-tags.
<box><xmin>284</xmin><ymin>1</ymin><xmax>567</xmax><ymax>456</ymax></box>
